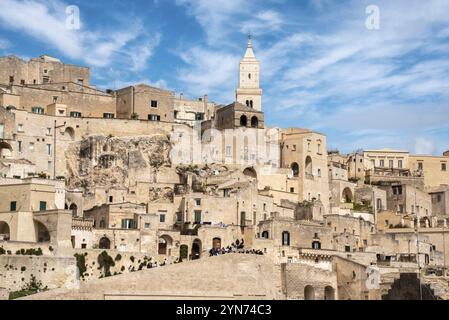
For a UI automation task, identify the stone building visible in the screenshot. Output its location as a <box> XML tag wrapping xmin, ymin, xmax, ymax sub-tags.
<box><xmin>409</xmin><ymin>154</ymin><xmax>449</xmax><ymax>188</ymax></box>
<box><xmin>279</xmin><ymin>128</ymin><xmax>330</xmax><ymax>215</ymax></box>
<box><xmin>0</xmin><ymin>55</ymin><xmax>90</xmax><ymax>87</ymax></box>
<box><xmin>115</xmin><ymin>84</ymin><xmax>175</xmax><ymax>122</ymax></box>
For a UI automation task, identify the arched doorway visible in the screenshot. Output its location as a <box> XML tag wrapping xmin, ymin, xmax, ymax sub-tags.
<box><xmin>212</xmin><ymin>237</ymin><xmax>222</xmax><ymax>249</ymax></box>
<box><xmin>291</xmin><ymin>162</ymin><xmax>299</xmax><ymax>177</ymax></box>
<box><xmin>305</xmin><ymin>156</ymin><xmax>313</xmax><ymax>176</ymax></box>
<box><xmin>304</xmin><ymin>285</ymin><xmax>315</xmax><ymax>300</ymax></box>
<box><xmin>342</xmin><ymin>188</ymin><xmax>353</xmax><ymax>203</ymax></box>
<box><xmin>99</xmin><ymin>236</ymin><xmax>111</xmax><ymax>249</ymax></box>
<box><xmin>324</xmin><ymin>286</ymin><xmax>335</xmax><ymax>300</ymax></box>
<box><xmin>243</xmin><ymin>167</ymin><xmax>257</xmax><ymax>179</ymax></box>
<box><xmin>180</xmin><ymin>244</ymin><xmax>188</xmax><ymax>260</ymax></box>
<box><xmin>0</xmin><ymin>141</ymin><xmax>13</xmax><ymax>159</ymax></box>
<box><xmin>69</xmin><ymin>203</ymin><xmax>78</xmax><ymax>217</ymax></box>
<box><xmin>158</xmin><ymin>235</ymin><xmax>173</xmax><ymax>255</ymax></box>
<box><xmin>251</xmin><ymin>116</ymin><xmax>258</xmax><ymax>128</ymax></box>
<box><xmin>240</xmin><ymin>115</ymin><xmax>247</xmax><ymax>127</ymax></box>
<box><xmin>0</xmin><ymin>221</ymin><xmax>10</xmax><ymax>241</ymax></box>
<box><xmin>35</xmin><ymin>221</ymin><xmax>50</xmax><ymax>243</ymax></box>
<box><xmin>191</xmin><ymin>239</ymin><xmax>202</xmax><ymax>260</ymax></box>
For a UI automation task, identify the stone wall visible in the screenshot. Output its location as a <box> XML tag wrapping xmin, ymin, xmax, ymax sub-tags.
<box><xmin>0</xmin><ymin>254</ymin><xmax>77</xmax><ymax>292</ymax></box>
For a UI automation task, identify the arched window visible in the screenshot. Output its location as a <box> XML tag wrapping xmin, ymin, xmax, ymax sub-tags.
<box><xmin>240</xmin><ymin>115</ymin><xmax>248</xmax><ymax>127</ymax></box>
<box><xmin>282</xmin><ymin>231</ymin><xmax>290</xmax><ymax>246</ymax></box>
<box><xmin>248</xmin><ymin>73</ymin><xmax>251</xmax><ymax>79</ymax></box>
<box><xmin>246</xmin><ymin>100</ymin><xmax>250</xmax><ymax>107</ymax></box>
<box><xmin>251</xmin><ymin>116</ymin><xmax>258</xmax><ymax>128</ymax></box>
<box><xmin>69</xmin><ymin>203</ymin><xmax>78</xmax><ymax>217</ymax></box>
<box><xmin>342</xmin><ymin>187</ymin><xmax>353</xmax><ymax>203</ymax></box>
<box><xmin>291</xmin><ymin>162</ymin><xmax>299</xmax><ymax>177</ymax></box>
<box><xmin>261</xmin><ymin>231</ymin><xmax>269</xmax><ymax>239</ymax></box>
<box><xmin>99</xmin><ymin>219</ymin><xmax>106</xmax><ymax>229</ymax></box>
<box><xmin>305</xmin><ymin>156</ymin><xmax>313</xmax><ymax>176</ymax></box>
<box><xmin>250</xmin><ymin>100</ymin><xmax>253</xmax><ymax>108</ymax></box>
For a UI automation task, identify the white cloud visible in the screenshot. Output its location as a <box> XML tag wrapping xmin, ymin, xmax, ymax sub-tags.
<box><xmin>415</xmin><ymin>138</ymin><xmax>436</xmax><ymax>155</ymax></box>
<box><xmin>0</xmin><ymin>0</ymin><xmax>160</xmax><ymax>70</ymax></box>
<box><xmin>177</xmin><ymin>46</ymin><xmax>239</xmax><ymax>102</ymax></box>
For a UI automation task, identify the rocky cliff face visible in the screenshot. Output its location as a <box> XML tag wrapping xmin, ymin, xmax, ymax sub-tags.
<box><xmin>65</xmin><ymin>134</ymin><xmax>172</xmax><ymax>193</ymax></box>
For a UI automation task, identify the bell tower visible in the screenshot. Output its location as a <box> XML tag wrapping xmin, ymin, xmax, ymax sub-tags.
<box><xmin>236</xmin><ymin>35</ymin><xmax>262</xmax><ymax>111</ymax></box>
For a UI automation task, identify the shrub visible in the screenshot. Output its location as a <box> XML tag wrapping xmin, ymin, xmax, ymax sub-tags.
<box><xmin>97</xmin><ymin>251</ymin><xmax>115</xmax><ymax>277</ymax></box>
<box><xmin>9</xmin><ymin>275</ymin><xmax>48</xmax><ymax>300</ymax></box>
<box><xmin>74</xmin><ymin>253</ymin><xmax>87</xmax><ymax>278</ymax></box>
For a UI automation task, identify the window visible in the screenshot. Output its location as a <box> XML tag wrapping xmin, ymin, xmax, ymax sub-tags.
<box><xmin>103</xmin><ymin>113</ymin><xmax>115</xmax><ymax>119</ymax></box>
<box><xmin>317</xmin><ymin>144</ymin><xmax>321</xmax><ymax>154</ymax></box>
<box><xmin>46</xmin><ymin>144</ymin><xmax>52</xmax><ymax>156</ymax></box>
<box><xmin>77</xmin><ymin>79</ymin><xmax>84</xmax><ymax>86</ymax></box>
<box><xmin>9</xmin><ymin>76</ymin><xmax>14</xmax><ymax>83</ymax></box>
<box><xmin>345</xmin><ymin>246</ymin><xmax>351</xmax><ymax>252</ymax></box>
<box><xmin>108</xmin><ymin>196</ymin><xmax>113</xmax><ymax>203</ymax></box>
<box><xmin>174</xmin><ymin>111</ymin><xmax>178</xmax><ymax>119</ymax></box>
<box><xmin>159</xmin><ymin>214</ymin><xmax>166</xmax><ymax>223</ymax></box>
<box><xmin>148</xmin><ymin>114</ymin><xmax>160</xmax><ymax>121</ymax></box>
<box><xmin>248</xmin><ymin>73</ymin><xmax>251</xmax><ymax>79</ymax></box>
<box><xmin>18</xmin><ymin>141</ymin><xmax>22</xmax><ymax>153</ymax></box>
<box><xmin>20</xmin><ymin>79</ymin><xmax>25</xmax><ymax>85</ymax></box>
<box><xmin>121</xmin><ymin>219</ymin><xmax>135</xmax><ymax>229</ymax></box>
<box><xmin>380</xmin><ymin>160</ymin><xmax>385</xmax><ymax>167</ymax></box>
<box><xmin>437</xmin><ymin>195</ymin><xmax>442</xmax><ymax>202</ymax></box>
<box><xmin>150</xmin><ymin>100</ymin><xmax>158</xmax><ymax>108</ymax></box>
<box><xmin>70</xmin><ymin>111</ymin><xmax>82</xmax><ymax>118</ymax></box>
<box><xmin>46</xmin><ymin>128</ymin><xmax>51</xmax><ymax>135</ymax></box>
<box><xmin>317</xmin><ymin>169</ymin><xmax>321</xmax><ymax>177</ymax></box>
<box><xmin>39</xmin><ymin>201</ymin><xmax>47</xmax><ymax>211</ymax></box>
<box><xmin>290</xmin><ymin>187</ymin><xmax>295</xmax><ymax>193</ymax></box>
<box><xmin>10</xmin><ymin>201</ymin><xmax>17</xmax><ymax>212</ymax></box>
<box><xmin>195</xmin><ymin>199</ymin><xmax>201</xmax><ymax>206</ymax></box>
<box><xmin>0</xmin><ymin>124</ymin><xmax>3</xmax><ymax>139</ymax></box>
<box><xmin>176</xmin><ymin>212</ymin><xmax>183</xmax><ymax>222</ymax></box>
<box><xmin>17</xmin><ymin>124</ymin><xmax>24</xmax><ymax>132</ymax></box>
<box><xmin>29</xmin><ymin>142</ymin><xmax>34</xmax><ymax>151</ymax></box>
<box><xmin>312</xmin><ymin>241</ymin><xmax>321</xmax><ymax>249</ymax></box>
<box><xmin>195</xmin><ymin>113</ymin><xmax>204</xmax><ymax>121</ymax></box>
<box><xmin>282</xmin><ymin>231</ymin><xmax>290</xmax><ymax>246</ymax></box>
<box><xmin>52</xmin><ymin>96</ymin><xmax>58</xmax><ymax>103</ymax></box>
<box><xmin>292</xmin><ymin>145</ymin><xmax>296</xmax><ymax>151</ymax></box>
<box><xmin>43</xmin><ymin>76</ymin><xmax>49</xmax><ymax>84</ymax></box>
<box><xmin>226</xmin><ymin>146</ymin><xmax>232</xmax><ymax>157</ymax></box>
<box><xmin>398</xmin><ymin>160</ymin><xmax>403</xmax><ymax>169</ymax></box>
<box><xmin>194</xmin><ymin>210</ymin><xmax>202</xmax><ymax>224</ymax></box>
<box><xmin>47</xmin><ymin>161</ymin><xmax>52</xmax><ymax>171</ymax></box>
<box><xmin>442</xmin><ymin>163</ymin><xmax>447</xmax><ymax>172</ymax></box>
<box><xmin>144</xmin><ymin>223</ymin><xmax>150</xmax><ymax>229</ymax></box>
<box><xmin>418</xmin><ymin>162</ymin><xmax>423</xmax><ymax>171</ymax></box>
<box><xmin>389</xmin><ymin>160</ymin><xmax>394</xmax><ymax>168</ymax></box>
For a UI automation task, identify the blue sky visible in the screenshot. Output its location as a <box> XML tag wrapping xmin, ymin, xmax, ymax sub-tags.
<box><xmin>0</xmin><ymin>0</ymin><xmax>448</xmax><ymax>155</ymax></box>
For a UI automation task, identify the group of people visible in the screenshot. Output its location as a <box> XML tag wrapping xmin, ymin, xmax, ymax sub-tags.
<box><xmin>208</xmin><ymin>239</ymin><xmax>264</xmax><ymax>257</ymax></box>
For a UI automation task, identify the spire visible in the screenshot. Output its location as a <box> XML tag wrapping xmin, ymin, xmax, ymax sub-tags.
<box><xmin>243</xmin><ymin>34</ymin><xmax>256</xmax><ymax>60</ymax></box>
